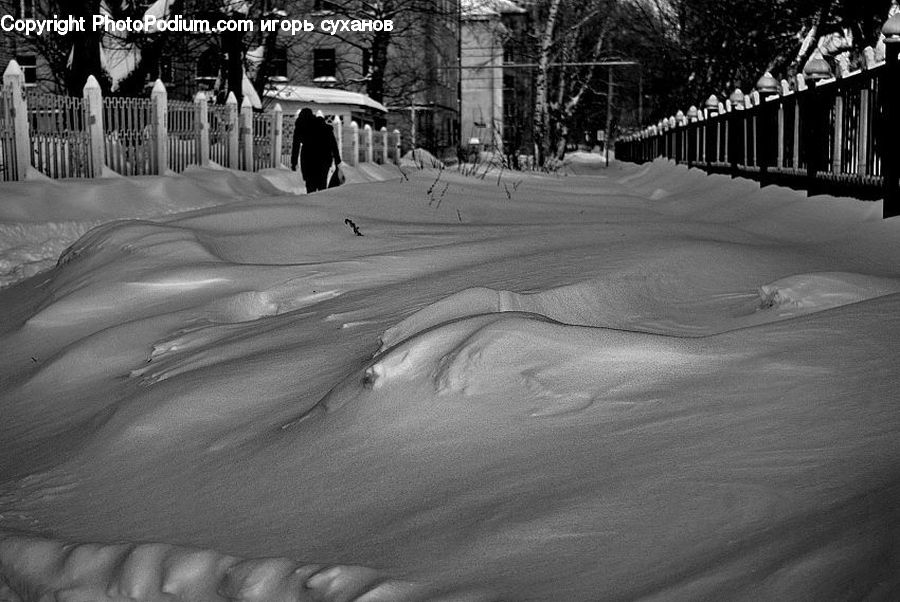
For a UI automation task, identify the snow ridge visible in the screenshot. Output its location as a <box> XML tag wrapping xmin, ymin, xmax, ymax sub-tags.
<box><xmin>0</xmin><ymin>530</ymin><xmax>479</xmax><ymax>602</ymax></box>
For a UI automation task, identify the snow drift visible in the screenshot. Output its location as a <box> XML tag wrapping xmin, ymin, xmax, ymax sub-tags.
<box><xmin>2</xmin><ymin>157</ymin><xmax>900</xmax><ymax>600</ymax></box>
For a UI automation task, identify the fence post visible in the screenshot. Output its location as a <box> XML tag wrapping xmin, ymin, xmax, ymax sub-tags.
<box><xmin>755</xmin><ymin>72</ymin><xmax>780</xmax><ymax>185</ymax></box>
<box><xmin>380</xmin><ymin>126</ymin><xmax>388</xmax><ymax>164</ymax></box>
<box><xmin>271</xmin><ymin>103</ymin><xmax>282</xmax><ymax>168</ymax></box>
<box><xmin>777</xmin><ymin>80</ymin><xmax>789</xmax><ymax>169</ymax></box>
<box><xmin>83</xmin><ymin>76</ymin><xmax>105</xmax><ymax>178</ymax></box>
<box><xmin>225</xmin><ymin>92</ymin><xmax>238</xmax><ymax>169</ymax></box>
<box><xmin>333</xmin><ymin>115</ymin><xmax>342</xmax><ymax>151</ymax></box>
<box><xmin>686</xmin><ymin>106</ymin><xmax>698</xmax><ymax>167</ymax></box>
<box><xmin>802</xmin><ymin>53</ymin><xmax>831</xmax><ymax>196</ymax></box>
<box><xmin>704</xmin><ymin>96</ymin><xmax>718</xmax><ymax>165</ymax></box>
<box><xmin>792</xmin><ymin>75</ymin><xmax>803</xmax><ymax>170</ymax></box>
<box><xmin>150</xmin><ymin>79</ymin><xmax>167</xmax><ymax>175</ymax></box>
<box><xmin>349</xmin><ymin>121</ymin><xmax>359</xmax><ymax>167</ymax></box>
<box><xmin>858</xmin><ymin>50</ymin><xmax>873</xmax><ymax>178</ymax></box>
<box><xmin>3</xmin><ymin>60</ymin><xmax>29</xmax><ymax>180</ymax></box>
<box><xmin>194</xmin><ymin>91</ymin><xmax>210</xmax><ymax>167</ymax></box>
<box><xmin>364</xmin><ymin>123</ymin><xmax>373</xmax><ymax>163</ymax></box>
<box><xmin>831</xmin><ymin>86</ymin><xmax>844</xmax><ymax>175</ymax></box>
<box><xmin>393</xmin><ymin>129</ymin><xmax>401</xmax><ymax>163</ymax></box>
<box><xmin>240</xmin><ymin>96</ymin><xmax>253</xmax><ymax>171</ymax></box>
<box><xmin>882</xmin><ymin>13</ymin><xmax>900</xmax><ymax>217</ymax></box>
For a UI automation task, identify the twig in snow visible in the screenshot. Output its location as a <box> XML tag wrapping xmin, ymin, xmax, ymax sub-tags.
<box><xmin>427</xmin><ymin>166</ymin><xmax>443</xmax><ymax>194</ymax></box>
<box><xmin>344</xmin><ymin>218</ymin><xmax>364</xmax><ymax>236</ymax></box>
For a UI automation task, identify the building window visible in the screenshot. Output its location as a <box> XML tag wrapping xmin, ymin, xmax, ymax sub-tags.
<box><xmin>269</xmin><ymin>46</ymin><xmax>288</xmax><ymax>79</ymax></box>
<box><xmin>16</xmin><ymin>55</ymin><xmax>37</xmax><ymax>85</ymax></box>
<box><xmin>313</xmin><ymin>48</ymin><xmax>336</xmax><ymax>79</ymax></box>
<box><xmin>195</xmin><ymin>47</ymin><xmax>219</xmax><ymax>90</ymax></box>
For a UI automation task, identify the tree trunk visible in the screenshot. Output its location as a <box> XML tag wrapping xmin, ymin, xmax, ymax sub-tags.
<box><xmin>533</xmin><ymin>0</ymin><xmax>562</xmax><ymax>167</ymax></box>
<box><xmin>223</xmin><ymin>26</ymin><xmax>245</xmax><ymax>107</ymax></box>
<box><xmin>252</xmin><ymin>26</ymin><xmax>280</xmax><ymax>100</ymax></box>
<box><xmin>368</xmin><ymin>30</ymin><xmax>391</xmax><ymax>104</ymax></box>
<box><xmin>366</xmin><ymin>0</ymin><xmax>394</xmax><ymax>104</ymax></box>
<box><xmin>65</xmin><ymin>0</ymin><xmax>105</xmax><ymax>95</ymax></box>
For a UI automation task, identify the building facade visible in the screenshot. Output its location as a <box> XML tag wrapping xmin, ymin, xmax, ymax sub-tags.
<box><xmin>460</xmin><ymin>0</ymin><xmax>524</xmax><ymax>154</ymax></box>
<box><xmin>459</xmin><ymin>0</ymin><xmax>532</xmax><ymax>162</ymax></box>
<box><xmin>266</xmin><ymin>0</ymin><xmax>461</xmax><ymax>159</ymax></box>
<box><xmin>2</xmin><ymin>0</ymin><xmax>462</xmax><ymax>159</ymax></box>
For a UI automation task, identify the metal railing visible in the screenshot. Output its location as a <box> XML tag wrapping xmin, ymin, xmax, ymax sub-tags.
<box><xmin>616</xmin><ymin>43</ymin><xmax>900</xmax><ymax>218</ymax></box>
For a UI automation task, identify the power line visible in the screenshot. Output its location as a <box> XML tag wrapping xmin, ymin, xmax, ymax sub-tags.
<box><xmin>444</xmin><ymin>60</ymin><xmax>640</xmax><ymax>69</ymax></box>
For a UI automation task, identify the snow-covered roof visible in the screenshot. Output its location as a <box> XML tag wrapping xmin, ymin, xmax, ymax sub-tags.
<box><xmin>264</xmin><ymin>84</ymin><xmax>387</xmax><ymax>113</ymax></box>
<box><xmin>462</xmin><ymin>0</ymin><xmax>526</xmax><ymax>18</ymax></box>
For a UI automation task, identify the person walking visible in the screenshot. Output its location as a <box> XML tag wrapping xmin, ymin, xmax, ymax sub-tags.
<box><xmin>290</xmin><ymin>108</ymin><xmax>342</xmax><ymax>193</ymax></box>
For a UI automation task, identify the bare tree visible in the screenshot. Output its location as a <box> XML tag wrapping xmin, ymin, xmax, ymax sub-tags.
<box><xmin>532</xmin><ymin>0</ymin><xmax>562</xmax><ymax>167</ymax></box>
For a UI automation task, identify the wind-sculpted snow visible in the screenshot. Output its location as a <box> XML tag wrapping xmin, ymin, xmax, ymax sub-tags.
<box><xmin>369</xmin><ymin>311</ymin><xmax>710</xmax><ymax>418</ymax></box>
<box><xmin>22</xmin><ymin>218</ymin><xmax>346</xmax><ymax>332</ymax></box>
<box><xmin>380</xmin><ymin>270</ymin><xmax>900</xmax><ymax>354</ymax></box>
<box><xmin>0</xmin><ymin>530</ymin><xmax>454</xmax><ymax>602</ymax></box>
<box><xmin>757</xmin><ymin>271</ymin><xmax>900</xmax><ymax>315</ymax></box>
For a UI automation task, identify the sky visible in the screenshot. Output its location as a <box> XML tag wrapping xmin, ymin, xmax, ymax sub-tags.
<box><xmin>1</xmin><ymin>155</ymin><xmax>900</xmax><ymax>601</ymax></box>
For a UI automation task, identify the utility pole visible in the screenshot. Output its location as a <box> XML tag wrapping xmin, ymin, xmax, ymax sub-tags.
<box><xmin>605</xmin><ymin>66</ymin><xmax>613</xmax><ymax>166</ymax></box>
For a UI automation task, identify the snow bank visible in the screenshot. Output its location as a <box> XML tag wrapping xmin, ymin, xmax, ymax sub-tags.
<box><xmin>0</xmin><ymin>168</ymin><xmax>275</xmax><ymax>289</ymax></box>
<box><xmin>0</xmin><ymin>165</ymin><xmax>396</xmax><ymax>289</ymax></box>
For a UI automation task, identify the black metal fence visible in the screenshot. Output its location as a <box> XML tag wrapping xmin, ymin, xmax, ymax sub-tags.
<box><xmin>616</xmin><ymin>45</ymin><xmax>900</xmax><ymax>219</ymax></box>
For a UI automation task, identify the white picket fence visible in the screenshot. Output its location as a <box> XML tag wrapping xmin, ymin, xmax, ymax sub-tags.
<box><xmin>0</xmin><ymin>59</ymin><xmax>402</xmax><ymax>182</ymax></box>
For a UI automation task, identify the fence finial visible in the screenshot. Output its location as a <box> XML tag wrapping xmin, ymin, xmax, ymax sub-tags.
<box><xmin>84</xmin><ymin>75</ymin><xmax>101</xmax><ymax>91</ymax></box>
<box><xmin>883</xmin><ymin>5</ymin><xmax>900</xmax><ymax>39</ymax></box>
<box><xmin>2</xmin><ymin>59</ymin><xmax>22</xmax><ymax>78</ymax></box>
<box><xmin>803</xmin><ymin>50</ymin><xmax>832</xmax><ymax>81</ymax></box>
<box><xmin>756</xmin><ymin>72</ymin><xmax>779</xmax><ymax>97</ymax></box>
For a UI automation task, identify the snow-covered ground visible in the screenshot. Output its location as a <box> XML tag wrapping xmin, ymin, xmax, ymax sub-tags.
<box><xmin>1</xmin><ymin>155</ymin><xmax>899</xmax><ymax>601</ymax></box>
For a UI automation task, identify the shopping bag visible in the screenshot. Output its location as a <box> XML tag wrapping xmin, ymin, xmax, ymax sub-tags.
<box><xmin>328</xmin><ymin>165</ymin><xmax>345</xmax><ymax>188</ymax></box>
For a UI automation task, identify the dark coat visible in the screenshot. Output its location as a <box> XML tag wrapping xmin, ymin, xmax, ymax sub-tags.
<box><xmin>290</xmin><ymin>112</ymin><xmax>341</xmax><ymax>176</ymax></box>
